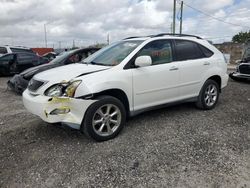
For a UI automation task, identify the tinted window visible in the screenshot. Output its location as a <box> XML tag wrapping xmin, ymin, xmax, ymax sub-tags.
<box><xmin>0</xmin><ymin>47</ymin><xmax>7</xmax><ymax>54</ymax></box>
<box><xmin>18</xmin><ymin>53</ymin><xmax>35</xmax><ymax>59</ymax></box>
<box><xmin>0</xmin><ymin>54</ymin><xmax>14</xmax><ymax>61</ymax></box>
<box><xmin>198</xmin><ymin>44</ymin><xmax>214</xmax><ymax>57</ymax></box>
<box><xmin>137</xmin><ymin>40</ymin><xmax>173</xmax><ymax>65</ymax></box>
<box><xmin>10</xmin><ymin>48</ymin><xmax>33</xmax><ymax>53</ymax></box>
<box><xmin>175</xmin><ymin>40</ymin><xmax>205</xmax><ymax>61</ymax></box>
<box><xmin>18</xmin><ymin>53</ymin><xmax>36</xmax><ymax>64</ymax></box>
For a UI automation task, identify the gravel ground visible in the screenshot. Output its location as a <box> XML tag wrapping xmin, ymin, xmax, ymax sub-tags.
<box><xmin>0</xmin><ymin>76</ymin><xmax>249</xmax><ymax>188</ymax></box>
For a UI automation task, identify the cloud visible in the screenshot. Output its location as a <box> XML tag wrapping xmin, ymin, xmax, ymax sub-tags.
<box><xmin>0</xmin><ymin>0</ymin><xmax>250</xmax><ymax>48</ymax></box>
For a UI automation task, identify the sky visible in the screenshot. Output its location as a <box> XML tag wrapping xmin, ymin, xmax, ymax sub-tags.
<box><xmin>0</xmin><ymin>0</ymin><xmax>250</xmax><ymax>48</ymax></box>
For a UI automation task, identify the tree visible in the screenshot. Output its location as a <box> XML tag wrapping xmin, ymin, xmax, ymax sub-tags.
<box><xmin>232</xmin><ymin>31</ymin><xmax>250</xmax><ymax>43</ymax></box>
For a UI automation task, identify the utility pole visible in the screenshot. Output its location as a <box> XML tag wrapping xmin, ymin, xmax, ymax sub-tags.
<box><xmin>179</xmin><ymin>1</ymin><xmax>183</xmax><ymax>34</ymax></box>
<box><xmin>44</xmin><ymin>24</ymin><xmax>47</xmax><ymax>48</ymax></box>
<box><xmin>173</xmin><ymin>0</ymin><xmax>176</xmax><ymax>34</ymax></box>
<box><xmin>107</xmin><ymin>33</ymin><xmax>110</xmax><ymax>45</ymax></box>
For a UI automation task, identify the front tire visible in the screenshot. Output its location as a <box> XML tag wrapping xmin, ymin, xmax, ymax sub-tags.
<box><xmin>81</xmin><ymin>96</ymin><xmax>126</xmax><ymax>142</ymax></box>
<box><xmin>196</xmin><ymin>79</ymin><xmax>219</xmax><ymax>110</ymax></box>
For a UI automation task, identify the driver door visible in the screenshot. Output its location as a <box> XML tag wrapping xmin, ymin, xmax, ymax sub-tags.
<box><xmin>132</xmin><ymin>40</ymin><xmax>180</xmax><ymax>111</ymax></box>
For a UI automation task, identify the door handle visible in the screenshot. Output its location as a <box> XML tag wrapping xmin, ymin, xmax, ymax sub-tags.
<box><xmin>203</xmin><ymin>62</ymin><xmax>210</xmax><ymax>65</ymax></box>
<box><xmin>169</xmin><ymin>66</ymin><xmax>179</xmax><ymax>71</ymax></box>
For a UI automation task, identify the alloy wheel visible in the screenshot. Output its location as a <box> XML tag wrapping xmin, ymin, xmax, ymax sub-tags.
<box><xmin>204</xmin><ymin>84</ymin><xmax>218</xmax><ymax>107</ymax></box>
<box><xmin>92</xmin><ymin>104</ymin><xmax>122</xmax><ymax>137</ymax></box>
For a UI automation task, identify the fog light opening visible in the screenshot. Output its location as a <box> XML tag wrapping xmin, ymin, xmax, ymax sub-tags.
<box><xmin>50</xmin><ymin>107</ymin><xmax>70</xmax><ymax>115</ymax></box>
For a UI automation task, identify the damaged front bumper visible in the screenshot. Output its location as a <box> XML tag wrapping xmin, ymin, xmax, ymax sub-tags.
<box><xmin>22</xmin><ymin>89</ymin><xmax>96</xmax><ymax>129</ymax></box>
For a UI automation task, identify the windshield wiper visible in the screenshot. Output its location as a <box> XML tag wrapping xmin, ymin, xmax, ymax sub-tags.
<box><xmin>89</xmin><ymin>61</ymin><xmax>111</xmax><ymax>66</ymax></box>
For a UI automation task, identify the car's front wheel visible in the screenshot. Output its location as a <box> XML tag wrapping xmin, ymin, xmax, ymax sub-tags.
<box><xmin>81</xmin><ymin>96</ymin><xmax>126</xmax><ymax>142</ymax></box>
<box><xmin>196</xmin><ymin>79</ymin><xmax>219</xmax><ymax>110</ymax></box>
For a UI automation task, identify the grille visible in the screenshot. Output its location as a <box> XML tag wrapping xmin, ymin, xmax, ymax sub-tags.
<box><xmin>239</xmin><ymin>64</ymin><xmax>250</xmax><ymax>74</ymax></box>
<box><xmin>28</xmin><ymin>79</ymin><xmax>44</xmax><ymax>92</ymax></box>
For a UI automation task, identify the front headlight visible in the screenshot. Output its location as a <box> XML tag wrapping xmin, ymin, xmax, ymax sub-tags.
<box><xmin>44</xmin><ymin>80</ymin><xmax>82</xmax><ymax>97</ymax></box>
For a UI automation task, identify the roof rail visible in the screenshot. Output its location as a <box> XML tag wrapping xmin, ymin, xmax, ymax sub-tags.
<box><xmin>153</xmin><ymin>33</ymin><xmax>202</xmax><ymax>39</ymax></box>
<box><xmin>123</xmin><ymin>35</ymin><xmax>154</xmax><ymax>40</ymax></box>
<box><xmin>123</xmin><ymin>36</ymin><xmax>143</xmax><ymax>40</ymax></box>
<box><xmin>123</xmin><ymin>33</ymin><xmax>202</xmax><ymax>40</ymax></box>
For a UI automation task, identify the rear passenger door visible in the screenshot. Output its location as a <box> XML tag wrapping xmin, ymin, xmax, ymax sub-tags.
<box><xmin>174</xmin><ymin>39</ymin><xmax>214</xmax><ymax>99</ymax></box>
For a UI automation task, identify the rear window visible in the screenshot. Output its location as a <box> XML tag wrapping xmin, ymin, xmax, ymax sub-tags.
<box><xmin>174</xmin><ymin>40</ymin><xmax>205</xmax><ymax>61</ymax></box>
<box><xmin>10</xmin><ymin>48</ymin><xmax>33</xmax><ymax>53</ymax></box>
<box><xmin>0</xmin><ymin>47</ymin><xmax>7</xmax><ymax>54</ymax></box>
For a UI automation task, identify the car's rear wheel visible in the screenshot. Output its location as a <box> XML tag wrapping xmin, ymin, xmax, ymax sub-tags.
<box><xmin>196</xmin><ymin>79</ymin><xmax>219</xmax><ymax>110</ymax></box>
<box><xmin>81</xmin><ymin>96</ymin><xmax>126</xmax><ymax>142</ymax></box>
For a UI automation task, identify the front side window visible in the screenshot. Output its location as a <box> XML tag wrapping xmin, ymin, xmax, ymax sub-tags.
<box><xmin>175</xmin><ymin>40</ymin><xmax>205</xmax><ymax>61</ymax></box>
<box><xmin>82</xmin><ymin>40</ymin><xmax>143</xmax><ymax>66</ymax></box>
<box><xmin>137</xmin><ymin>40</ymin><xmax>173</xmax><ymax>65</ymax></box>
<box><xmin>0</xmin><ymin>54</ymin><xmax>14</xmax><ymax>61</ymax></box>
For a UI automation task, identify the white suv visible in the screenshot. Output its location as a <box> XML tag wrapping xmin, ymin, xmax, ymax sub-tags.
<box><xmin>0</xmin><ymin>45</ymin><xmax>33</xmax><ymax>56</ymax></box>
<box><xmin>22</xmin><ymin>34</ymin><xmax>228</xmax><ymax>141</ymax></box>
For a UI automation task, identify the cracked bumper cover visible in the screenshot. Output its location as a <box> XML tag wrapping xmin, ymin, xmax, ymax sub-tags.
<box><xmin>22</xmin><ymin>89</ymin><xmax>96</xmax><ymax>129</ymax></box>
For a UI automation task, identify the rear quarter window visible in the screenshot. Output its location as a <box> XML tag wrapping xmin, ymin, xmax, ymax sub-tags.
<box><xmin>198</xmin><ymin>44</ymin><xmax>214</xmax><ymax>57</ymax></box>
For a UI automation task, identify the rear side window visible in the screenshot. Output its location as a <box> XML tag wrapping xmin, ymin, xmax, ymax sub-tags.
<box><xmin>138</xmin><ymin>40</ymin><xmax>173</xmax><ymax>65</ymax></box>
<box><xmin>0</xmin><ymin>47</ymin><xmax>7</xmax><ymax>54</ymax></box>
<box><xmin>10</xmin><ymin>48</ymin><xmax>33</xmax><ymax>53</ymax></box>
<box><xmin>17</xmin><ymin>53</ymin><xmax>36</xmax><ymax>64</ymax></box>
<box><xmin>174</xmin><ymin>40</ymin><xmax>205</xmax><ymax>61</ymax></box>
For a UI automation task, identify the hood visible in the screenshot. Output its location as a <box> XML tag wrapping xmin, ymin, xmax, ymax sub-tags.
<box><xmin>21</xmin><ymin>63</ymin><xmax>59</xmax><ymax>78</ymax></box>
<box><xmin>34</xmin><ymin>63</ymin><xmax>109</xmax><ymax>83</ymax></box>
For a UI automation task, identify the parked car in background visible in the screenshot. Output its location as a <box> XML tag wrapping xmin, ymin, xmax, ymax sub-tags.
<box><xmin>229</xmin><ymin>62</ymin><xmax>250</xmax><ymax>81</ymax></box>
<box><xmin>8</xmin><ymin>47</ymin><xmax>100</xmax><ymax>94</ymax></box>
<box><xmin>42</xmin><ymin>52</ymin><xmax>57</xmax><ymax>61</ymax></box>
<box><xmin>0</xmin><ymin>52</ymin><xmax>48</xmax><ymax>76</ymax></box>
<box><xmin>229</xmin><ymin>39</ymin><xmax>250</xmax><ymax>81</ymax></box>
<box><xmin>22</xmin><ymin>33</ymin><xmax>228</xmax><ymax>141</ymax></box>
<box><xmin>0</xmin><ymin>45</ymin><xmax>34</xmax><ymax>56</ymax></box>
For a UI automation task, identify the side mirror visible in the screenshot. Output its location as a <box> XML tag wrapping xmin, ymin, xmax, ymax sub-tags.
<box><xmin>135</xmin><ymin>56</ymin><xmax>152</xmax><ymax>67</ymax></box>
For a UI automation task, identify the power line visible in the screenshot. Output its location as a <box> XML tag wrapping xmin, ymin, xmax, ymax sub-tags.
<box><xmin>180</xmin><ymin>1</ymin><xmax>250</xmax><ymax>29</ymax></box>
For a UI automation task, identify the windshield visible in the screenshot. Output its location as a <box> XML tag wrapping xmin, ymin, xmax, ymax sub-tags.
<box><xmin>49</xmin><ymin>51</ymin><xmax>72</xmax><ymax>64</ymax></box>
<box><xmin>82</xmin><ymin>40</ymin><xmax>143</xmax><ymax>66</ymax></box>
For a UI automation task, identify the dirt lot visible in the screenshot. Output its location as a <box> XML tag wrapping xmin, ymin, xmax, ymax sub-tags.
<box><xmin>0</xmin><ymin>77</ymin><xmax>249</xmax><ymax>188</ymax></box>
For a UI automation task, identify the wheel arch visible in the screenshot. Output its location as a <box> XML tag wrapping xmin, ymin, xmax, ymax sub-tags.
<box><xmin>206</xmin><ymin>75</ymin><xmax>222</xmax><ymax>92</ymax></box>
<box><xmin>87</xmin><ymin>88</ymin><xmax>130</xmax><ymax>118</ymax></box>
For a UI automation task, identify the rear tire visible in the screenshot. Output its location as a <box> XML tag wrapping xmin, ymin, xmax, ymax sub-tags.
<box><xmin>196</xmin><ymin>79</ymin><xmax>219</xmax><ymax>110</ymax></box>
<box><xmin>81</xmin><ymin>95</ymin><xmax>126</xmax><ymax>142</ymax></box>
